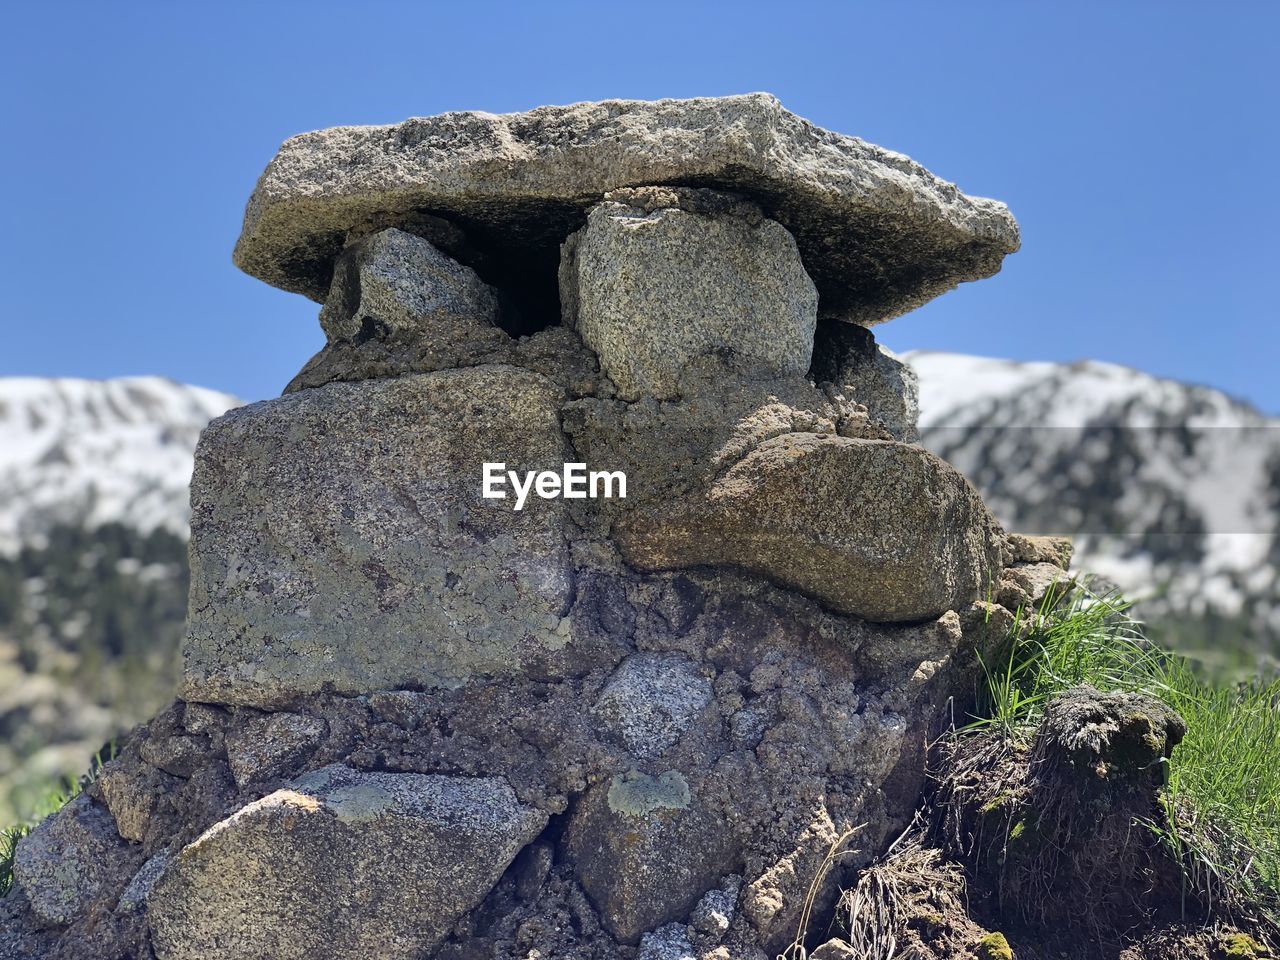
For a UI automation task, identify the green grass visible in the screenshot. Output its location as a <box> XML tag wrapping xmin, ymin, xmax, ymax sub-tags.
<box><xmin>970</xmin><ymin>581</ymin><xmax>1280</xmax><ymax>926</ymax></box>
<box><xmin>0</xmin><ymin>744</ymin><xmax>114</xmax><ymax>897</ymax></box>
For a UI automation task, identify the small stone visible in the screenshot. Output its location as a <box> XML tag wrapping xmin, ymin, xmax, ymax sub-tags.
<box><xmin>689</xmin><ymin>875</ymin><xmax>741</xmax><ymax>940</ymax></box>
<box><xmin>318</xmin><ymin>227</ymin><xmax>499</xmax><ymax>343</ymax></box>
<box><xmin>809</xmin><ymin>321</ymin><xmax>920</xmax><ymax>442</ymax></box>
<box><xmin>564</xmin><ymin>770</ymin><xmax>737</xmax><ymax>943</ymax></box>
<box><xmin>98</xmin><ymin>756</ymin><xmax>176</xmax><ymax>842</ymax></box>
<box><xmin>810</xmin><ymin>941</ymin><xmax>859</xmax><ymax>960</ymax></box>
<box><xmin>638</xmin><ymin>923</ymin><xmax>698</xmax><ymax>960</ymax></box>
<box><xmin>148</xmin><ymin>765</ymin><xmax>548</xmax><ymax>960</ymax></box>
<box><xmin>118</xmin><ymin>850</ymin><xmax>173</xmax><ymax>914</ymax></box>
<box><xmin>592</xmin><ymin>653</ymin><xmax>713</xmax><ymax>759</ymax></box>
<box><xmin>225</xmin><ymin>712</ymin><xmax>327</xmax><ymax>788</ymax></box>
<box><xmin>1006</xmin><ymin>533</ymin><xmax>1073</xmax><ymax>569</ymax></box>
<box><xmin>561</xmin><ymin>189</ymin><xmax>817</xmax><ymax>400</ymax></box>
<box><xmin>14</xmin><ymin>795</ymin><xmax>141</xmax><ymax>926</ymax></box>
<box><xmin>139</xmin><ymin>734</ymin><xmax>207</xmax><ymax>778</ymax></box>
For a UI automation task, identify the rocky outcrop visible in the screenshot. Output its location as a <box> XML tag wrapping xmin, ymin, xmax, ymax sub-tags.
<box><xmin>3</xmin><ymin>95</ymin><xmax>1038</xmax><ymax>960</ymax></box>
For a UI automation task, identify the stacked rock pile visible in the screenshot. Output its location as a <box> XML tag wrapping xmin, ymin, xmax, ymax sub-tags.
<box><xmin>1</xmin><ymin>94</ymin><xmax>1070</xmax><ymax>960</ymax></box>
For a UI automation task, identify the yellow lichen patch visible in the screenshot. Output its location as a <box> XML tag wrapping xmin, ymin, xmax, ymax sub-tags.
<box><xmin>1221</xmin><ymin>932</ymin><xmax>1269</xmax><ymax>959</ymax></box>
<box><xmin>977</xmin><ymin>931</ymin><xmax>1014</xmax><ymax>960</ymax></box>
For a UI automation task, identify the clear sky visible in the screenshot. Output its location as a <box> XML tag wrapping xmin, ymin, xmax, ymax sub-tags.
<box><xmin>3</xmin><ymin>2</ymin><xmax>1277</xmax><ymax>409</ymax></box>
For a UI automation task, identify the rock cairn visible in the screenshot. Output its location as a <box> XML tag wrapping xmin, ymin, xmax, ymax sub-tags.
<box><xmin>1</xmin><ymin>94</ymin><xmax>1068</xmax><ymax>960</ymax></box>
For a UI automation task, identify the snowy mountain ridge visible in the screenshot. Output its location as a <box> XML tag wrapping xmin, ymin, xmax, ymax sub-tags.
<box><xmin>0</xmin><ymin>377</ymin><xmax>240</xmax><ymax>554</ymax></box>
<box><xmin>906</xmin><ymin>351</ymin><xmax>1280</xmax><ymax>660</ymax></box>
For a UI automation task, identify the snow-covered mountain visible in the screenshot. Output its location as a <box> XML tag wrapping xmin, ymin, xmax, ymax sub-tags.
<box><xmin>907</xmin><ymin>352</ymin><xmax>1280</xmax><ymax>665</ymax></box>
<box><xmin>0</xmin><ymin>377</ymin><xmax>240</xmax><ymax>554</ymax></box>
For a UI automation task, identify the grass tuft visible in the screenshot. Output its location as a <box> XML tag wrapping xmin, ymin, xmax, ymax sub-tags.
<box><xmin>969</xmin><ymin>579</ymin><xmax>1280</xmax><ymax>927</ymax></box>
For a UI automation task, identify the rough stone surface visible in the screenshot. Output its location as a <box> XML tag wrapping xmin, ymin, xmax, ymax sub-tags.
<box><xmin>13</xmin><ymin>794</ymin><xmax>141</xmax><ymax>926</ymax></box>
<box><xmin>560</xmin><ymin>188</ymin><xmax>817</xmax><ymax>400</ymax></box>
<box><xmin>809</xmin><ymin>321</ymin><xmax>920</xmax><ymax>442</ymax></box>
<box><xmin>182</xmin><ymin>366</ymin><xmax>573</xmax><ymax>706</ymax></box>
<box><xmin>224</xmin><ymin>711</ymin><xmax>326</xmax><ymax>787</ymax></box>
<box><xmin>147</xmin><ymin>765</ymin><xmax>548</xmax><ymax>960</ymax></box>
<box><xmin>617</xmin><ymin>434</ymin><xmax>1006</xmax><ymax>622</ymax></box>
<box><xmin>233</xmin><ymin>94</ymin><xmax>1019</xmax><ymax>325</ymax></box>
<box><xmin>285</xmin><ymin>316</ymin><xmax>605</xmax><ymax>396</ymax></box>
<box><xmin>592</xmin><ymin>653</ymin><xmax>713</xmax><ymax>759</ymax></box>
<box><xmin>1007</xmin><ymin>533</ymin><xmax>1074</xmax><ymax>569</ymax></box>
<box><xmin>564</xmin><ymin>770</ymin><xmax>738</xmax><ymax>943</ymax></box>
<box><xmin>318</xmin><ymin>227</ymin><xmax>500</xmax><ymax>344</ymax></box>
<box><xmin>638</xmin><ymin>923</ymin><xmax>698</xmax><ymax>960</ymax></box>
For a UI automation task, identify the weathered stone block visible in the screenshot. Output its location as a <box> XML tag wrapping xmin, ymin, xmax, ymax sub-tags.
<box><xmin>182</xmin><ymin>366</ymin><xmax>572</xmax><ymax>706</ymax></box>
<box><xmin>148</xmin><ymin>765</ymin><xmax>548</xmax><ymax>960</ymax></box>
<box><xmin>564</xmin><ymin>770</ymin><xmax>738</xmax><ymax>943</ymax></box>
<box><xmin>14</xmin><ymin>795</ymin><xmax>140</xmax><ymax>926</ymax></box>
<box><xmin>225</xmin><ymin>711</ymin><xmax>326</xmax><ymax>788</ymax></box>
<box><xmin>233</xmin><ymin>95</ymin><xmax>1019</xmax><ymax>326</ymax></box>
<box><xmin>561</xmin><ymin>188</ymin><xmax>817</xmax><ymax>400</ymax></box>
<box><xmin>617</xmin><ymin>435</ymin><xmax>1005</xmax><ymax>622</ymax></box>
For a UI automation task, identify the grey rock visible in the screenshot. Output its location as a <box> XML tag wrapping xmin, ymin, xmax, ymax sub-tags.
<box><xmin>810</xmin><ymin>940</ymin><xmax>859</xmax><ymax>960</ymax></box>
<box><xmin>638</xmin><ymin>923</ymin><xmax>698</xmax><ymax>960</ymax></box>
<box><xmin>148</xmin><ymin>764</ymin><xmax>548</xmax><ymax>960</ymax></box>
<box><xmin>689</xmin><ymin>875</ymin><xmax>741</xmax><ymax>940</ymax></box>
<box><xmin>233</xmin><ymin>94</ymin><xmax>1018</xmax><ymax>325</ymax></box>
<box><xmin>592</xmin><ymin>653</ymin><xmax>713</xmax><ymax>759</ymax></box>
<box><xmin>997</xmin><ymin>560</ymin><xmax>1074</xmax><ymax>611</ymax></box>
<box><xmin>1006</xmin><ymin>533</ymin><xmax>1074</xmax><ymax>568</ymax></box>
<box><xmin>562</xmin><ymin>377</ymin><xmax>892</xmax><ymax>543</ymax></box>
<box><xmin>118</xmin><ymin>850</ymin><xmax>173</xmax><ymax>914</ymax></box>
<box><xmin>617</xmin><ymin>434</ymin><xmax>1006</xmax><ymax>622</ymax></box>
<box><xmin>225</xmin><ymin>712</ymin><xmax>326</xmax><ymax>788</ymax></box>
<box><xmin>285</xmin><ymin>318</ymin><xmax>604</xmax><ymax>396</ymax></box>
<box><xmin>13</xmin><ymin>794</ymin><xmax>140</xmax><ymax>926</ymax></box>
<box><xmin>318</xmin><ymin>227</ymin><xmax>500</xmax><ymax>344</ymax></box>
<box><xmin>809</xmin><ymin>321</ymin><xmax>920</xmax><ymax>442</ymax></box>
<box><xmin>564</xmin><ymin>770</ymin><xmax>738</xmax><ymax>943</ymax></box>
<box><xmin>182</xmin><ymin>366</ymin><xmax>573</xmax><ymax>707</ymax></box>
<box><xmin>560</xmin><ymin>188</ymin><xmax>817</xmax><ymax>400</ymax></box>
<box><xmin>98</xmin><ymin>754</ymin><xmax>176</xmax><ymax>842</ymax></box>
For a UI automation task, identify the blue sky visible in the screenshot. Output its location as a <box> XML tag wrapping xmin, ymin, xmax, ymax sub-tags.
<box><xmin>3</xmin><ymin>2</ymin><xmax>1277</xmax><ymax>409</ymax></box>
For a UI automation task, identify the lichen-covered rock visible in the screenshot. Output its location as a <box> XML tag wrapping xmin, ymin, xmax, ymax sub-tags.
<box><xmin>592</xmin><ymin>653</ymin><xmax>713</xmax><ymax>759</ymax></box>
<box><xmin>617</xmin><ymin>434</ymin><xmax>1005</xmax><ymax>622</ymax></box>
<box><xmin>560</xmin><ymin>188</ymin><xmax>817</xmax><ymax>400</ymax></box>
<box><xmin>182</xmin><ymin>366</ymin><xmax>573</xmax><ymax>706</ymax></box>
<box><xmin>224</xmin><ymin>711</ymin><xmax>326</xmax><ymax>787</ymax></box>
<box><xmin>233</xmin><ymin>94</ymin><xmax>1018</xmax><ymax>326</ymax></box>
<box><xmin>147</xmin><ymin>765</ymin><xmax>548</xmax><ymax>960</ymax></box>
<box><xmin>13</xmin><ymin>794</ymin><xmax>141</xmax><ymax>926</ymax></box>
<box><xmin>564</xmin><ymin>770</ymin><xmax>739</xmax><ymax>943</ymax></box>
<box><xmin>809</xmin><ymin>320</ymin><xmax>920</xmax><ymax>442</ymax></box>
